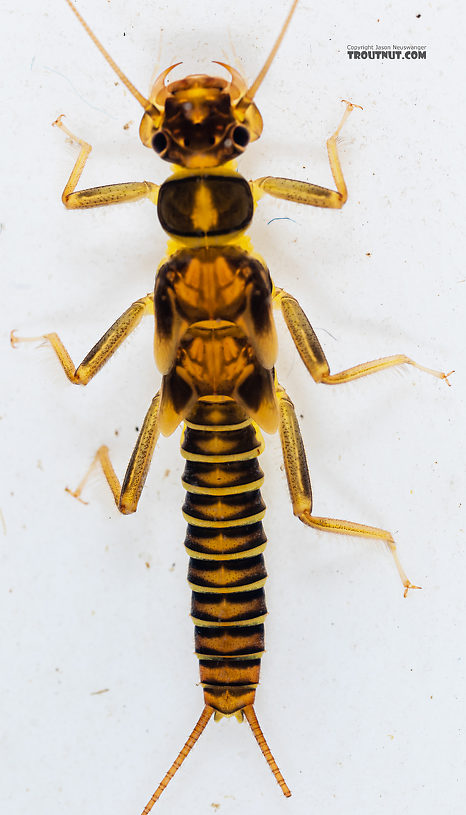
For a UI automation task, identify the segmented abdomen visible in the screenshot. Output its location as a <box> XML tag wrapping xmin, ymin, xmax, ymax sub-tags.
<box><xmin>181</xmin><ymin>398</ymin><xmax>268</xmax><ymax>718</ymax></box>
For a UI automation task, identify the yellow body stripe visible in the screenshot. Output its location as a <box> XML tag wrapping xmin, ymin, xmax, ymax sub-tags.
<box><xmin>182</xmin><ymin>509</ymin><xmax>266</xmax><ymax>528</ymax></box>
<box><xmin>201</xmin><ymin>683</ymin><xmax>259</xmax><ymax>690</ymax></box>
<box><xmin>188</xmin><ymin>577</ymin><xmax>267</xmax><ymax>594</ymax></box>
<box><xmin>195</xmin><ymin>651</ymin><xmax>265</xmax><ymax>661</ymax></box>
<box><xmin>184</xmin><ymin>419</ymin><xmax>252</xmax><ymax>432</ymax></box>
<box><xmin>184</xmin><ymin>542</ymin><xmax>267</xmax><ymax>561</ymax></box>
<box><xmin>191</xmin><ymin>614</ymin><xmax>267</xmax><ymax>628</ymax></box>
<box><xmin>180</xmin><ymin>444</ymin><xmax>264</xmax><ymax>464</ymax></box>
<box><xmin>181</xmin><ymin>477</ymin><xmax>264</xmax><ymax>496</ymax></box>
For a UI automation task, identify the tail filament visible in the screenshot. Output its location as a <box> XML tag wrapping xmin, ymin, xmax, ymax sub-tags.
<box><xmin>141</xmin><ymin>705</ymin><xmax>214</xmax><ymax>813</ymax></box>
<box><xmin>244</xmin><ymin>705</ymin><xmax>291</xmax><ymax>797</ymax></box>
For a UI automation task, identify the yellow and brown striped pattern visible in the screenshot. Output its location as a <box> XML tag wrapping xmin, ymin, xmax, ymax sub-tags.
<box><xmin>181</xmin><ymin>397</ymin><xmax>268</xmax><ymax>717</ymax></box>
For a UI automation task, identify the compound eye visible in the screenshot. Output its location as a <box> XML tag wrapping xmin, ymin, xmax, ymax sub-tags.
<box><xmin>232</xmin><ymin>125</ymin><xmax>250</xmax><ymax>149</ymax></box>
<box><xmin>152</xmin><ymin>131</ymin><xmax>169</xmax><ymax>155</ymax></box>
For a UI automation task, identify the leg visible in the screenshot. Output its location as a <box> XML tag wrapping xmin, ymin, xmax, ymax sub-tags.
<box><xmin>11</xmin><ymin>294</ymin><xmax>154</xmax><ymax>385</ymax></box>
<box><xmin>53</xmin><ymin>116</ymin><xmax>158</xmax><ymax>209</ymax></box>
<box><xmin>276</xmin><ymin>385</ymin><xmax>419</xmax><ymax>596</ymax></box>
<box><xmin>252</xmin><ymin>100</ymin><xmax>361</xmax><ymax>209</ymax></box>
<box><xmin>67</xmin><ymin>391</ymin><xmax>161</xmax><ymax>515</ymax></box>
<box><xmin>274</xmin><ymin>288</ymin><xmax>452</xmax><ymax>386</ymax></box>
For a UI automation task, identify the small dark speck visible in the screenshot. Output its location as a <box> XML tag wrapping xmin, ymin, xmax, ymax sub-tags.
<box><xmin>416</xmin><ymin>13</ymin><xmax>421</xmax><ymax>18</ymax></box>
<box><xmin>123</xmin><ymin>32</ymin><xmax>126</xmax><ymax>36</ymax></box>
<box><xmin>145</xmin><ymin>562</ymin><xmax>150</xmax><ymax>569</ymax></box>
<box><xmin>299</xmin><ymin>414</ymin><xmax>304</xmax><ymax>419</ymax></box>
<box><xmin>169</xmin><ymin>562</ymin><xmax>176</xmax><ymax>572</ymax></box>
<box><xmin>135</xmin><ymin>426</ymin><xmax>139</xmax><ymax>432</ymax></box>
<box><xmin>114</xmin><ymin>429</ymin><xmax>119</xmax><ymax>436</ymax></box>
<box><xmin>366</xmin><ymin>252</ymin><xmax>371</xmax><ymax>257</ymax></box>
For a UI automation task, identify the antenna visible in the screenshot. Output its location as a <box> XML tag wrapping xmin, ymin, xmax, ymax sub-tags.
<box><xmin>244</xmin><ymin>0</ymin><xmax>299</xmax><ymax>103</ymax></box>
<box><xmin>63</xmin><ymin>0</ymin><xmax>152</xmax><ymax>110</ymax></box>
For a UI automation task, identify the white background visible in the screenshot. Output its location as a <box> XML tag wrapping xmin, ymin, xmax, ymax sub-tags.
<box><xmin>2</xmin><ymin>1</ymin><xmax>465</xmax><ymax>814</ymax></box>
